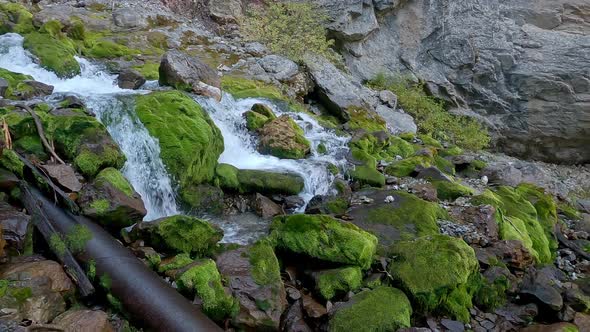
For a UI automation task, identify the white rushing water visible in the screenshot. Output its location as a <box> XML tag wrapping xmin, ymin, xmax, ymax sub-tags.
<box><xmin>0</xmin><ymin>33</ymin><xmax>178</xmax><ymax>220</ymax></box>
<box><xmin>198</xmin><ymin>95</ymin><xmax>350</xmax><ymax>208</ymax></box>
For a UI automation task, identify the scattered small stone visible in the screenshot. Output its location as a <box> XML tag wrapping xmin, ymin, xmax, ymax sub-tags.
<box><xmin>384</xmin><ymin>195</ymin><xmax>395</xmax><ymax>203</ymax></box>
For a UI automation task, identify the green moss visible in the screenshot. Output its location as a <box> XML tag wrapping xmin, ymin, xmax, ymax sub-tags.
<box><xmin>14</xmin><ymin>136</ymin><xmax>47</xmax><ymax>159</ymax></box>
<box><xmin>249</xmin><ymin>241</ymin><xmax>281</xmax><ymax>285</ymax></box>
<box><xmin>271</xmin><ymin>214</ymin><xmax>378</xmax><ymax>269</ymax></box>
<box><xmin>135</xmin><ymin>91</ymin><xmax>224</xmax><ymax>194</ymax></box>
<box><xmin>420</xmin><ymin>134</ymin><xmax>443</xmax><ymax>148</ymax></box>
<box><xmin>327</xmin><ymin>163</ymin><xmax>339</xmax><ymax>175</ymax></box>
<box><xmin>67</xmin><ymin>20</ymin><xmax>86</xmax><ymax>40</ymax></box>
<box><xmin>180</xmin><ymin>184</ymin><xmax>224</xmax><ymax>213</ymax></box>
<box><xmin>388</xmin><ymin>235</ymin><xmax>480</xmax><ymax>322</ymax></box>
<box><xmin>74</xmin><ymin>146</ymin><xmax>125</xmax><ymax>178</ymax></box>
<box><xmin>145</xmin><ymin>215</ymin><xmax>223</xmax><ymax>255</ymax></box>
<box><xmin>472</xmin><ymin>184</ymin><xmax>557</xmax><ymax>264</ymax></box>
<box><xmin>365</xmin><ymin>191</ymin><xmax>445</xmax><ymax>240</ymax></box>
<box><xmin>95</xmin><ymin>168</ymin><xmax>134</xmax><ymax>197</ymax></box>
<box><xmin>49</xmin><ymin>233</ymin><xmax>67</xmax><ymax>256</ymax></box>
<box><xmin>99</xmin><ymin>274</ymin><xmax>112</xmax><ymax>290</ymax></box>
<box><xmin>317</xmin><ymin>143</ymin><xmax>327</xmax><ymax>154</ymax></box>
<box><xmin>0</xmin><ymin>280</ymin><xmax>9</xmax><ymax>298</ymax></box>
<box><xmin>90</xmin><ymin>199</ymin><xmax>109</xmax><ymax>214</ymax></box>
<box><xmin>158</xmin><ymin>253</ymin><xmax>194</xmax><ymax>273</ymax></box>
<box><xmin>325</xmin><ymin>198</ymin><xmax>349</xmax><ymax>215</ymax></box>
<box><xmin>65</xmin><ymin>224</ymin><xmax>92</xmax><ymax>253</ymax></box>
<box><xmin>23</xmin><ymin>32</ymin><xmax>80</xmax><ymax>78</ymax></box>
<box><xmin>475</xmin><ymin>275</ymin><xmax>509</xmax><ymax>311</ymax></box>
<box><xmin>0</xmin><ymin>68</ymin><xmax>33</xmax><ymax>99</ymax></box>
<box><xmin>215</xmin><ymin>163</ymin><xmax>240</xmax><ymax>191</ymax></box>
<box><xmin>349</xmin><ymin>134</ymin><xmax>414</xmax><ymax>170</ymax></box>
<box><xmin>221</xmin><ymin>76</ymin><xmax>285</xmax><ymax>100</ymax></box>
<box><xmin>132</xmin><ymin>62</ymin><xmax>160</xmax><ymax>80</ymax></box>
<box><xmin>0</xmin><ymin>3</ymin><xmax>34</xmax><ymax>34</ymax></box>
<box><xmin>244</xmin><ymin>110</ymin><xmax>270</xmax><ymax>131</ymax></box>
<box><xmin>87</xmin><ymin>260</ymin><xmax>96</xmax><ymax>280</ymax></box>
<box><xmin>432</xmin><ymin>180</ymin><xmax>475</xmax><ymax>201</ymax></box>
<box><xmin>329</xmin><ymin>286</ymin><xmax>412</xmax><ymax>332</ymax></box>
<box><xmin>316</xmin><ymin>266</ymin><xmax>362</xmax><ymax>300</ymax></box>
<box><xmin>350</xmin><ymin>165</ymin><xmax>385</xmax><ymax>188</ymax></box>
<box><xmin>0</xmin><ymin>149</ymin><xmax>24</xmax><ymax>177</ymax></box>
<box><xmin>176</xmin><ymin>259</ymin><xmax>238</xmax><ymax>321</ymax></box>
<box><xmin>84</xmin><ymin>40</ymin><xmax>139</xmax><ymax>59</ymax></box>
<box><xmin>385</xmin><ymin>155</ymin><xmax>432</xmax><ymax>177</ymax></box>
<box><xmin>10</xmin><ymin>287</ymin><xmax>32</xmax><ymax>305</ymax></box>
<box><xmin>558</xmin><ymin>202</ymin><xmax>581</xmax><ymax>219</ymax></box>
<box><xmin>346</xmin><ymin>107</ymin><xmax>387</xmax><ymax>132</ymax></box>
<box><xmin>237</xmin><ymin>169</ymin><xmax>304</xmax><ymax>195</ymax></box>
<box><xmin>40</xmin><ymin>20</ymin><xmax>64</xmax><ymax>38</ymax></box>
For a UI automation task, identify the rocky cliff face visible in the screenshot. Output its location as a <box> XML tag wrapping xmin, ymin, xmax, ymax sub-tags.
<box><xmin>310</xmin><ymin>0</ymin><xmax>590</xmax><ymax>164</ymax></box>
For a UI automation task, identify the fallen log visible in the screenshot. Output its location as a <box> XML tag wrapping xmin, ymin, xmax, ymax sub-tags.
<box><xmin>23</xmin><ymin>184</ymin><xmax>222</xmax><ymax>332</ymax></box>
<box><xmin>20</xmin><ymin>184</ymin><xmax>95</xmax><ymax>297</ymax></box>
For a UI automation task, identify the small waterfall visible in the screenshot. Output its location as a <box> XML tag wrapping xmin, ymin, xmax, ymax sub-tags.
<box><xmin>197</xmin><ymin>94</ymin><xmax>350</xmax><ymax>209</ymax></box>
<box><xmin>0</xmin><ymin>33</ymin><xmax>178</xmax><ymax>220</ymax></box>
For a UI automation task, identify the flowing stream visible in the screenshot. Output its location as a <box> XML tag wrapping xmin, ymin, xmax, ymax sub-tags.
<box><xmin>0</xmin><ymin>33</ymin><xmax>350</xmax><ymax>242</ymax></box>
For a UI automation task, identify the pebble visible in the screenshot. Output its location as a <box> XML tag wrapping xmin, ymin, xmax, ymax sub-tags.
<box><xmin>384</xmin><ymin>195</ymin><xmax>395</xmax><ymax>203</ymax></box>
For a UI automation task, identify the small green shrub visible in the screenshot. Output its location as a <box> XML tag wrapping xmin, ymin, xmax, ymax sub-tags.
<box><xmin>241</xmin><ymin>2</ymin><xmax>341</xmax><ymax>64</ymax></box>
<box><xmin>368</xmin><ymin>74</ymin><xmax>490</xmax><ymax>151</ymax></box>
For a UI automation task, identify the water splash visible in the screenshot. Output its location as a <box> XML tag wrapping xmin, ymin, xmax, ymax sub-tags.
<box><xmin>197</xmin><ymin>94</ymin><xmax>350</xmax><ymax>209</ymax></box>
<box><xmin>0</xmin><ymin>33</ymin><xmax>178</xmax><ymax>220</ymax></box>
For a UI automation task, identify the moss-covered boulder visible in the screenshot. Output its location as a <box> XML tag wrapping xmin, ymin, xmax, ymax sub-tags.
<box><xmin>180</xmin><ymin>184</ymin><xmax>224</xmax><ymax>214</ymax></box>
<box><xmin>1</xmin><ymin>107</ymin><xmax>125</xmax><ymax>177</ymax></box>
<box><xmin>0</xmin><ymin>3</ymin><xmax>34</xmax><ymax>34</ymax></box>
<box><xmin>432</xmin><ymin>180</ymin><xmax>475</xmax><ymax>201</ymax></box>
<box><xmin>78</xmin><ymin>168</ymin><xmax>146</xmax><ymax>228</ymax></box>
<box><xmin>131</xmin><ymin>215</ymin><xmax>223</xmax><ymax>255</ymax></box>
<box><xmin>471</xmin><ymin>184</ymin><xmax>557</xmax><ymax>264</ymax></box>
<box><xmin>315</xmin><ymin>266</ymin><xmax>362</xmax><ymax>300</ymax></box>
<box><xmin>0</xmin><ymin>68</ymin><xmax>34</xmax><ymax>100</ymax></box>
<box><xmin>221</xmin><ymin>76</ymin><xmax>285</xmax><ymax>100</ymax></box>
<box><xmin>329</xmin><ymin>286</ymin><xmax>412</xmax><ymax>332</ymax></box>
<box><xmin>348</xmin><ymin>190</ymin><xmax>445</xmax><ymax>246</ymax></box>
<box><xmin>346</xmin><ymin>107</ymin><xmax>387</xmax><ymax>132</ymax></box>
<box><xmin>236</xmin><ymin>169</ymin><xmax>304</xmax><ymax>195</ymax></box>
<box><xmin>243</xmin><ymin>103</ymin><xmax>276</xmax><ymax>132</ymax></box>
<box><xmin>215</xmin><ymin>163</ymin><xmax>240</xmax><ymax>191</ymax></box>
<box><xmin>271</xmin><ymin>214</ymin><xmax>377</xmax><ymax>269</ymax></box>
<box><xmin>134</xmin><ymin>91</ymin><xmax>224</xmax><ymax>205</ymax></box>
<box><xmin>258</xmin><ymin>115</ymin><xmax>310</xmax><ymax>159</ymax></box>
<box><xmin>0</xmin><ymin>150</ymin><xmax>24</xmax><ymax>178</ymax></box>
<box><xmin>23</xmin><ymin>30</ymin><xmax>80</xmax><ymax>78</ymax></box>
<box><xmin>388</xmin><ymin>235</ymin><xmax>480</xmax><ymax>322</ymax></box>
<box><xmin>166</xmin><ymin>258</ymin><xmax>238</xmax><ymax>321</ymax></box>
<box><xmin>216</xmin><ymin>241</ymin><xmax>287</xmax><ymax>330</ymax></box>
<box><xmin>349</xmin><ymin>132</ymin><xmax>414</xmax><ymax>169</ymax></box>
<box><xmin>349</xmin><ymin>165</ymin><xmax>385</xmax><ymax>188</ymax></box>
<box><xmin>385</xmin><ymin>155</ymin><xmax>433</xmax><ymax>177</ymax></box>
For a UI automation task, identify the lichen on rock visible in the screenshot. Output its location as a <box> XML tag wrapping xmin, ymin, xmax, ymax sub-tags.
<box><xmin>258</xmin><ymin>115</ymin><xmax>311</xmax><ymax>159</ymax></box>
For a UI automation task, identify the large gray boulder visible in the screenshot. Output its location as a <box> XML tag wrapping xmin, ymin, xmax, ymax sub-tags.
<box><xmin>209</xmin><ymin>0</ymin><xmax>243</xmax><ymax>23</ymax></box>
<box><xmin>159</xmin><ymin>50</ymin><xmax>221</xmax><ymax>99</ymax></box>
<box><xmin>310</xmin><ymin>0</ymin><xmax>590</xmax><ymax>164</ymax></box>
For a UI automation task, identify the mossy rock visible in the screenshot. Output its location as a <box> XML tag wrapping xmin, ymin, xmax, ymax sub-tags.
<box><xmin>432</xmin><ymin>180</ymin><xmax>475</xmax><ymax>201</ymax></box>
<box><xmin>132</xmin><ymin>215</ymin><xmax>223</xmax><ymax>255</ymax></box>
<box><xmin>258</xmin><ymin>115</ymin><xmax>311</xmax><ymax>159</ymax></box>
<box><xmin>0</xmin><ymin>68</ymin><xmax>33</xmax><ymax>99</ymax></box>
<box><xmin>175</xmin><ymin>259</ymin><xmax>238</xmax><ymax>321</ymax></box>
<box><xmin>349</xmin><ymin>132</ymin><xmax>414</xmax><ymax>169</ymax></box>
<box><xmin>384</xmin><ymin>155</ymin><xmax>433</xmax><ymax>177</ymax></box>
<box><xmin>84</xmin><ymin>40</ymin><xmax>138</xmax><ymax>59</ymax></box>
<box><xmin>0</xmin><ymin>3</ymin><xmax>34</xmax><ymax>34</ymax></box>
<box><xmin>237</xmin><ymin>169</ymin><xmax>304</xmax><ymax>195</ymax></box>
<box><xmin>23</xmin><ymin>32</ymin><xmax>80</xmax><ymax>78</ymax></box>
<box><xmin>270</xmin><ymin>214</ymin><xmax>377</xmax><ymax>269</ymax></box>
<box><xmin>244</xmin><ymin>110</ymin><xmax>270</xmax><ymax>132</ymax></box>
<box><xmin>329</xmin><ymin>286</ymin><xmax>412</xmax><ymax>332</ymax></box>
<box><xmin>95</xmin><ymin>167</ymin><xmax>134</xmax><ymax>197</ymax></box>
<box><xmin>348</xmin><ymin>190</ymin><xmax>445</xmax><ymax>246</ymax></box>
<box><xmin>0</xmin><ymin>150</ymin><xmax>24</xmax><ymax>178</ymax></box>
<box><xmin>180</xmin><ymin>183</ymin><xmax>224</xmax><ymax>214</ymax></box>
<box><xmin>315</xmin><ymin>266</ymin><xmax>362</xmax><ymax>300</ymax></box>
<box><xmin>346</xmin><ymin>107</ymin><xmax>387</xmax><ymax>132</ymax></box>
<box><xmin>471</xmin><ymin>184</ymin><xmax>557</xmax><ymax>264</ymax></box>
<box><xmin>135</xmin><ymin>91</ymin><xmax>224</xmax><ymax>200</ymax></box>
<box><xmin>221</xmin><ymin>76</ymin><xmax>285</xmax><ymax>100</ymax></box>
<box><xmin>388</xmin><ymin>235</ymin><xmax>480</xmax><ymax>322</ymax></box>
<box><xmin>349</xmin><ymin>165</ymin><xmax>385</xmax><ymax>188</ymax></box>
<box><xmin>215</xmin><ymin>163</ymin><xmax>240</xmax><ymax>191</ymax></box>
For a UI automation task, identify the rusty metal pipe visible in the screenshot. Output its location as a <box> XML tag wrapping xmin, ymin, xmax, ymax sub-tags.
<box><xmin>23</xmin><ymin>185</ymin><xmax>222</xmax><ymax>332</ymax></box>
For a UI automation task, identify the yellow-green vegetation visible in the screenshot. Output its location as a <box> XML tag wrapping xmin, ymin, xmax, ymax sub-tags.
<box><xmin>95</xmin><ymin>167</ymin><xmax>134</xmax><ymax>197</ymax></box>
<box><xmin>176</xmin><ymin>259</ymin><xmax>238</xmax><ymax>321</ymax></box>
<box><xmin>316</xmin><ymin>266</ymin><xmax>362</xmax><ymax>300</ymax></box>
<box><xmin>249</xmin><ymin>241</ymin><xmax>282</xmax><ymax>286</ymax></box>
<box><xmin>90</xmin><ymin>199</ymin><xmax>109</xmax><ymax>214</ymax></box>
<box><xmin>132</xmin><ymin>62</ymin><xmax>160</xmax><ymax>80</ymax></box>
<box><xmin>364</xmin><ymin>191</ymin><xmax>445</xmax><ymax>240</ymax></box>
<box><xmin>385</xmin><ymin>155</ymin><xmax>432</xmax><ymax>177</ymax></box>
<box><xmin>258</xmin><ymin>116</ymin><xmax>311</xmax><ymax>159</ymax></box>
<box><xmin>475</xmin><ymin>274</ymin><xmax>510</xmax><ymax>311</ymax></box>
<box><xmin>141</xmin><ymin>215</ymin><xmax>223</xmax><ymax>255</ymax></box>
<box><xmin>432</xmin><ymin>180</ymin><xmax>475</xmax><ymax>201</ymax></box>
<box><xmin>329</xmin><ymin>286</ymin><xmax>412</xmax><ymax>332</ymax></box>
<box><xmin>471</xmin><ymin>184</ymin><xmax>558</xmax><ymax>264</ymax></box>
<box><xmin>244</xmin><ymin>103</ymin><xmax>277</xmax><ymax>131</ymax></box>
<box><xmin>388</xmin><ymin>235</ymin><xmax>480</xmax><ymax>322</ymax></box>
<box><xmin>49</xmin><ymin>233</ymin><xmax>67</xmax><ymax>256</ymax></box>
<box><xmin>134</xmin><ymin>91</ymin><xmax>224</xmax><ymax>204</ymax></box>
<box><xmin>221</xmin><ymin>76</ymin><xmax>285</xmax><ymax>100</ymax></box>
<box><xmin>236</xmin><ymin>169</ymin><xmax>304</xmax><ymax>195</ymax></box>
<box><xmin>0</xmin><ymin>68</ymin><xmax>34</xmax><ymax>99</ymax></box>
<box><xmin>0</xmin><ymin>149</ymin><xmax>24</xmax><ymax>177</ymax></box>
<box><xmin>350</xmin><ymin>133</ymin><xmax>415</xmax><ymax>169</ymax></box>
<box><xmin>346</xmin><ymin>107</ymin><xmax>387</xmax><ymax>132</ymax></box>
<box><xmin>215</xmin><ymin>163</ymin><xmax>240</xmax><ymax>191</ymax></box>
<box><xmin>369</xmin><ymin>74</ymin><xmax>490</xmax><ymax>151</ymax></box>
<box><xmin>270</xmin><ymin>214</ymin><xmax>378</xmax><ymax>269</ymax></box>
<box><xmin>350</xmin><ymin>165</ymin><xmax>385</xmax><ymax>187</ymax></box>
<box><xmin>241</xmin><ymin>2</ymin><xmax>341</xmax><ymax>64</ymax></box>
<box><xmin>158</xmin><ymin>253</ymin><xmax>194</xmax><ymax>273</ymax></box>
<box><xmin>0</xmin><ymin>3</ymin><xmax>34</xmax><ymax>35</ymax></box>
<box><xmin>49</xmin><ymin>224</ymin><xmax>92</xmax><ymax>255</ymax></box>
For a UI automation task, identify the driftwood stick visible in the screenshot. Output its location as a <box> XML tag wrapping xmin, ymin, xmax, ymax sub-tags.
<box><xmin>555</xmin><ymin>223</ymin><xmax>590</xmax><ymax>260</ymax></box>
<box><xmin>20</xmin><ymin>184</ymin><xmax>95</xmax><ymax>297</ymax></box>
<box><xmin>13</xmin><ymin>104</ymin><xmax>65</xmax><ymax>165</ymax></box>
<box><xmin>14</xmin><ymin>152</ymin><xmax>79</xmax><ymax>214</ymax></box>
